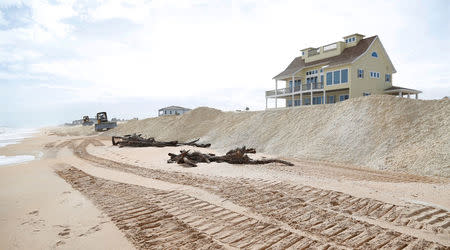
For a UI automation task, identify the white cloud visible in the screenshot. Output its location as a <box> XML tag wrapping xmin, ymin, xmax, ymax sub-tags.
<box><xmin>1</xmin><ymin>0</ymin><xmax>450</xmax><ymax>116</ymax></box>
<box><xmin>0</xmin><ymin>10</ymin><xmax>8</xmax><ymax>26</ymax></box>
<box><xmin>0</xmin><ymin>0</ymin><xmax>25</xmax><ymax>8</ymax></box>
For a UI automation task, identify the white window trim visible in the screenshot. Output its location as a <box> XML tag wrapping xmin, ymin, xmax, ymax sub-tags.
<box><xmin>339</xmin><ymin>94</ymin><xmax>349</xmax><ymax>102</ymax></box>
<box><xmin>358</xmin><ymin>68</ymin><xmax>364</xmax><ymax>78</ymax></box>
<box><xmin>345</xmin><ymin>37</ymin><xmax>356</xmax><ymax>43</ymax></box>
<box><xmin>326</xmin><ymin>68</ymin><xmax>349</xmax><ymax>85</ymax></box>
<box><xmin>370</xmin><ymin>71</ymin><xmax>380</xmax><ymax>79</ymax></box>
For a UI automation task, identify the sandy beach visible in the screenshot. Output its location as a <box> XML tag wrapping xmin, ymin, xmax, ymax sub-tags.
<box><xmin>2</xmin><ymin>1</ymin><xmax>450</xmax><ymax>249</ymax></box>
<box><xmin>1</xmin><ymin>126</ymin><xmax>449</xmax><ymax>249</ymax></box>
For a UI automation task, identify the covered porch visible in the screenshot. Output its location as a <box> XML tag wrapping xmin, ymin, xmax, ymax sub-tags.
<box><xmin>265</xmin><ymin>75</ymin><xmax>326</xmax><ymax>109</ymax></box>
<box><xmin>266</xmin><ymin>89</ymin><xmax>350</xmax><ymax>108</ymax></box>
<box><xmin>384</xmin><ymin>86</ymin><xmax>422</xmax><ymax>99</ymax></box>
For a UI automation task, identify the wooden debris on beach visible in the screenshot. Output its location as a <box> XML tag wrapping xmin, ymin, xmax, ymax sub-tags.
<box><xmin>167</xmin><ymin>146</ymin><xmax>294</xmax><ymax>167</ymax></box>
<box><xmin>177</xmin><ymin>138</ymin><xmax>211</xmax><ymax>148</ymax></box>
<box><xmin>112</xmin><ymin>134</ymin><xmax>211</xmax><ymax>148</ymax></box>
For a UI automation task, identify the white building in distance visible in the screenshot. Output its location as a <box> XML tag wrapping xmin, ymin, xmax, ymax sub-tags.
<box><xmin>158</xmin><ymin>106</ymin><xmax>191</xmax><ymax>116</ymax></box>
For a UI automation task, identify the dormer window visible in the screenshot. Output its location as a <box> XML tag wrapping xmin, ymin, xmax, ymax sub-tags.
<box><xmin>345</xmin><ymin>37</ymin><xmax>356</xmax><ymax>43</ymax></box>
<box><xmin>371</xmin><ymin>52</ymin><xmax>378</xmax><ymax>58</ymax></box>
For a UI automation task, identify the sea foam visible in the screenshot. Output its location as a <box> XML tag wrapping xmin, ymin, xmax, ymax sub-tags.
<box><xmin>0</xmin><ymin>127</ymin><xmax>38</xmax><ymax>166</ymax></box>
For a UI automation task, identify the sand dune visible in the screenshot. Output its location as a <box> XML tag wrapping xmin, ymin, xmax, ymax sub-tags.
<box><xmin>2</xmin><ymin>102</ymin><xmax>449</xmax><ymax>248</ymax></box>
<box><xmin>104</xmin><ymin>95</ymin><xmax>450</xmax><ymax>177</ymax></box>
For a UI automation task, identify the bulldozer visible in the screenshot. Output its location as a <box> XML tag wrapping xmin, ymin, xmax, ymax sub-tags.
<box><xmin>94</xmin><ymin>112</ymin><xmax>117</xmax><ymax>132</ymax></box>
<box><xmin>82</xmin><ymin>116</ymin><xmax>94</xmax><ymax>126</ymax></box>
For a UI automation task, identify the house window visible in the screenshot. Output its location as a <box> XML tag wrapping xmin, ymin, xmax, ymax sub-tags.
<box><xmin>326</xmin><ymin>72</ymin><xmax>332</xmax><ymax>85</ymax></box>
<box><xmin>328</xmin><ymin>95</ymin><xmax>335</xmax><ymax>104</ymax></box>
<box><xmin>304</xmin><ymin>98</ymin><xmax>310</xmax><ymax>105</ymax></box>
<box><xmin>333</xmin><ymin>70</ymin><xmax>340</xmax><ymax>84</ymax></box>
<box><xmin>164</xmin><ymin>110</ymin><xmax>167</xmax><ymax>114</ymax></box>
<box><xmin>313</xmin><ymin>96</ymin><xmax>323</xmax><ymax>105</ymax></box>
<box><xmin>339</xmin><ymin>94</ymin><xmax>349</xmax><ymax>102</ymax></box>
<box><xmin>326</xmin><ymin>69</ymin><xmax>349</xmax><ymax>85</ymax></box>
<box><xmin>385</xmin><ymin>74</ymin><xmax>391</xmax><ymax>82</ymax></box>
<box><xmin>306</xmin><ymin>70</ymin><xmax>318</xmax><ymax>76</ymax></box>
<box><xmin>345</xmin><ymin>37</ymin><xmax>356</xmax><ymax>43</ymax></box>
<box><xmin>320</xmin><ymin>75</ymin><xmax>324</xmax><ymax>83</ymax></box>
<box><xmin>287</xmin><ymin>99</ymin><xmax>292</xmax><ymax>107</ymax></box>
<box><xmin>363</xmin><ymin>92</ymin><xmax>371</xmax><ymax>96</ymax></box>
<box><xmin>294</xmin><ymin>99</ymin><xmax>301</xmax><ymax>106</ymax></box>
<box><xmin>370</xmin><ymin>72</ymin><xmax>380</xmax><ymax>78</ymax></box>
<box><xmin>371</xmin><ymin>52</ymin><xmax>378</xmax><ymax>58</ymax></box>
<box><xmin>358</xmin><ymin>69</ymin><xmax>364</xmax><ymax>78</ymax></box>
<box><xmin>289</xmin><ymin>80</ymin><xmax>293</xmax><ymax>90</ymax></box>
<box><xmin>341</xmin><ymin>69</ymin><xmax>348</xmax><ymax>83</ymax></box>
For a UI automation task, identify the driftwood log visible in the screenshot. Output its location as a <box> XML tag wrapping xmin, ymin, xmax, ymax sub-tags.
<box><xmin>168</xmin><ymin>146</ymin><xmax>294</xmax><ymax>167</ymax></box>
<box><xmin>112</xmin><ymin>134</ymin><xmax>210</xmax><ymax>148</ymax></box>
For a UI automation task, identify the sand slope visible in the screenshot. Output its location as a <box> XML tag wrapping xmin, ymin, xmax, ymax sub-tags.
<box><xmin>104</xmin><ymin>95</ymin><xmax>450</xmax><ymax>177</ymax></box>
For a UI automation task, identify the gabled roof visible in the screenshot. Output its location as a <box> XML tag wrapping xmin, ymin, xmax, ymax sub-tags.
<box><xmin>384</xmin><ymin>86</ymin><xmax>422</xmax><ymax>94</ymax></box>
<box><xmin>274</xmin><ymin>36</ymin><xmax>377</xmax><ymax>80</ymax></box>
<box><xmin>158</xmin><ymin>106</ymin><xmax>191</xmax><ymax>111</ymax></box>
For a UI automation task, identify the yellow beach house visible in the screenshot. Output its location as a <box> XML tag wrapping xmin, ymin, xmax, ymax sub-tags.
<box><xmin>266</xmin><ymin>34</ymin><xmax>421</xmax><ymax>108</ymax></box>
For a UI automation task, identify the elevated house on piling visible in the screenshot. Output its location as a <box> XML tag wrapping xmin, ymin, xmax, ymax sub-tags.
<box><xmin>266</xmin><ymin>33</ymin><xmax>422</xmax><ymax>108</ymax></box>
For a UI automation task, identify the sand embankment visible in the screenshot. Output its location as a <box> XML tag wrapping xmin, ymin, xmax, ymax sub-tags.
<box><xmin>105</xmin><ymin>95</ymin><xmax>450</xmax><ymax>177</ymax></box>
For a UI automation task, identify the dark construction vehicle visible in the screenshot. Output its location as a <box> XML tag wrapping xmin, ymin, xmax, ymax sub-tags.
<box><xmin>94</xmin><ymin>112</ymin><xmax>117</xmax><ymax>132</ymax></box>
<box><xmin>82</xmin><ymin>116</ymin><xmax>94</xmax><ymax>126</ymax></box>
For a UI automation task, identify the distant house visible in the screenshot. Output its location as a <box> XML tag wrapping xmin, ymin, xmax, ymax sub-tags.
<box><xmin>158</xmin><ymin>106</ymin><xmax>191</xmax><ymax>116</ymax></box>
<box><xmin>266</xmin><ymin>33</ymin><xmax>422</xmax><ymax>109</ymax></box>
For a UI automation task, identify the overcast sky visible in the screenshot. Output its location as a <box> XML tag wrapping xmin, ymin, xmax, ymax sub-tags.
<box><xmin>1</xmin><ymin>0</ymin><xmax>449</xmax><ymax>127</ymax></box>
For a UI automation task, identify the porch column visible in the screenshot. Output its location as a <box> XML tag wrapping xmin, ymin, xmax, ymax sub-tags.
<box><xmin>323</xmin><ymin>90</ymin><xmax>326</xmax><ymax>104</ymax></box>
<box><xmin>300</xmin><ymin>82</ymin><xmax>303</xmax><ymax>105</ymax></box>
<box><xmin>275</xmin><ymin>79</ymin><xmax>278</xmax><ymax>108</ymax></box>
<box><xmin>265</xmin><ymin>97</ymin><xmax>268</xmax><ymax>110</ymax></box>
<box><xmin>292</xmin><ymin>75</ymin><xmax>295</xmax><ymax>108</ymax></box>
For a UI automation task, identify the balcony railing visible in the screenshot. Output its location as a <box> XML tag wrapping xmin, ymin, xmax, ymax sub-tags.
<box><xmin>266</xmin><ymin>83</ymin><xmax>324</xmax><ymax>97</ymax></box>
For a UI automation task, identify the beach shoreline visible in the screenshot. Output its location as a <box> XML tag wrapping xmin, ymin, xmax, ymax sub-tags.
<box><xmin>0</xmin><ymin>132</ymin><xmax>134</xmax><ymax>250</ymax></box>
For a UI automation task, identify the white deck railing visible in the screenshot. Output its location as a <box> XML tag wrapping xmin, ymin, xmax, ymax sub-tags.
<box><xmin>265</xmin><ymin>83</ymin><xmax>324</xmax><ymax>97</ymax></box>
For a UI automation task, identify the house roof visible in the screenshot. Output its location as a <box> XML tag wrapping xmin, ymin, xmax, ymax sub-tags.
<box><xmin>384</xmin><ymin>86</ymin><xmax>422</xmax><ymax>94</ymax></box>
<box><xmin>158</xmin><ymin>106</ymin><xmax>191</xmax><ymax>111</ymax></box>
<box><xmin>343</xmin><ymin>33</ymin><xmax>365</xmax><ymax>39</ymax></box>
<box><xmin>274</xmin><ymin>36</ymin><xmax>377</xmax><ymax>80</ymax></box>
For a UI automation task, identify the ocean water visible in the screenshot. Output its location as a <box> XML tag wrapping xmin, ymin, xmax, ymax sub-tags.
<box><xmin>0</xmin><ymin>127</ymin><xmax>38</xmax><ymax>166</ymax></box>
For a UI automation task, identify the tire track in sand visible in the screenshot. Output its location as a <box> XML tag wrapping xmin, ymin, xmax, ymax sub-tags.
<box><xmin>58</xmin><ymin>139</ymin><xmax>449</xmax><ymax>248</ymax></box>
<box><xmin>56</xmin><ymin>166</ymin><xmax>335</xmax><ymax>249</ymax></box>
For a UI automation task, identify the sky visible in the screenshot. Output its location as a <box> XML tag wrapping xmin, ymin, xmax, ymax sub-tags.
<box><xmin>0</xmin><ymin>0</ymin><xmax>449</xmax><ymax>127</ymax></box>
